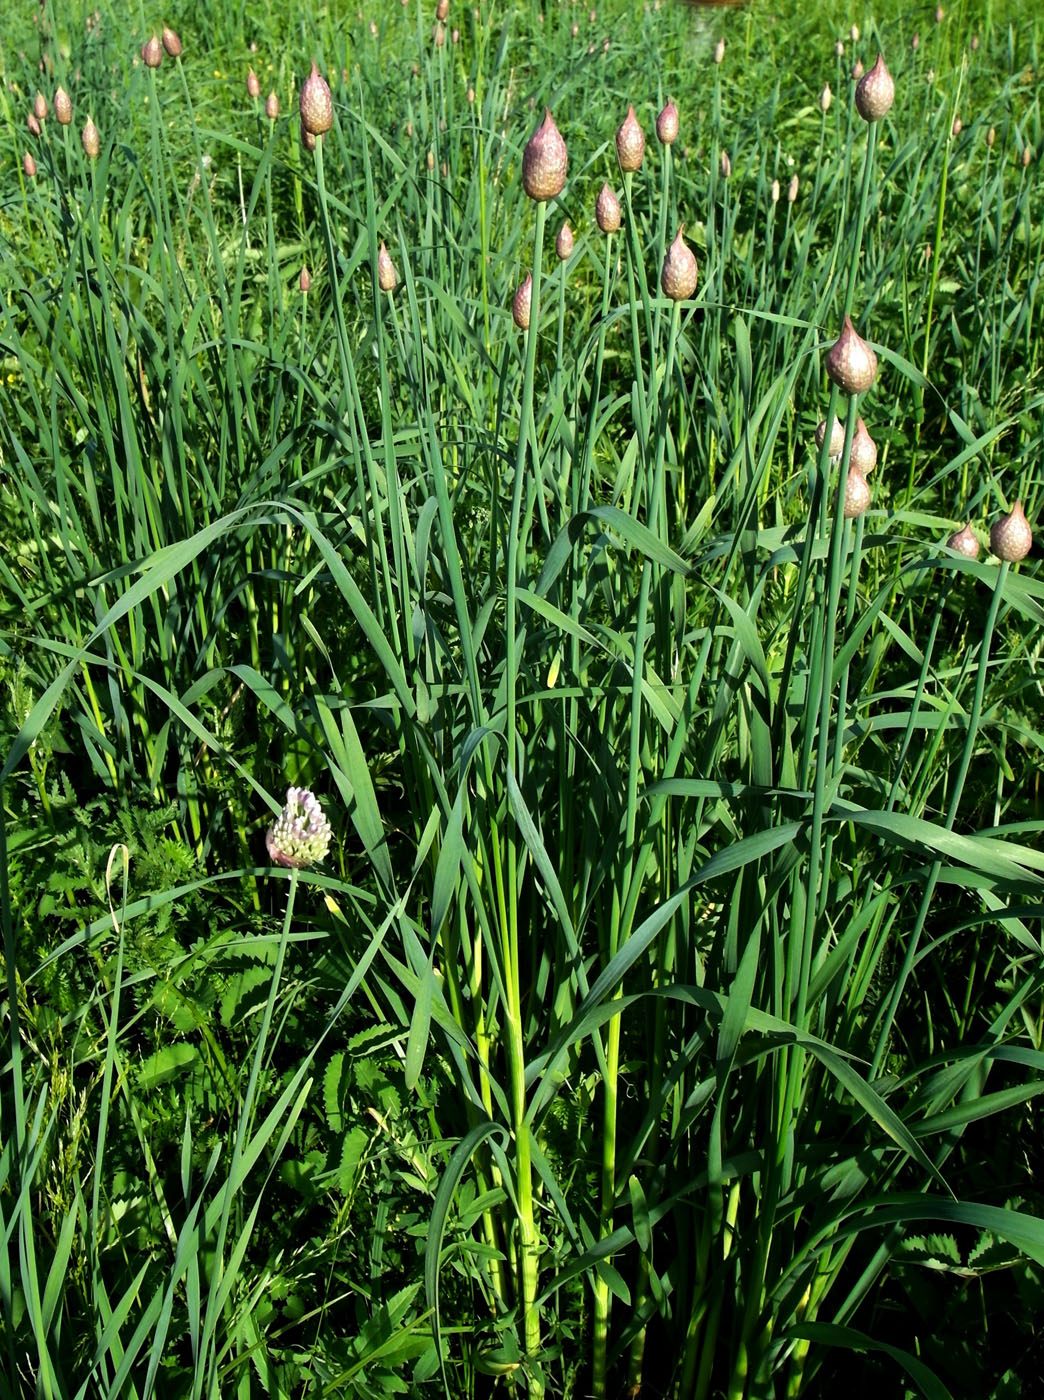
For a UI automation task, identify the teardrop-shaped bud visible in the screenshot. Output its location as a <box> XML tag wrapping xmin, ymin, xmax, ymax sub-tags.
<box><xmin>265</xmin><ymin>91</ymin><xmax>279</xmax><ymax>119</ymax></box>
<box><xmin>713</xmin><ymin>37</ymin><xmax>725</xmax><ymax>64</ymax></box>
<box><xmin>719</xmin><ymin>149</ymin><xmax>731</xmax><ymax>179</ymax></box>
<box><xmin>162</xmin><ymin>26</ymin><xmax>182</xmax><ymax>57</ymax></box>
<box><xmin>34</xmin><ymin>91</ymin><xmax>48</xmax><ymax>121</ymax></box>
<box><xmin>615</xmin><ymin>104</ymin><xmax>645</xmax><ymax>172</ymax></box>
<box><xmin>595</xmin><ymin>182</ymin><xmax>621</xmax><ymax>233</ymax></box>
<box><xmin>377</xmin><ymin>241</ymin><xmax>398</xmax><ymax>291</ymax></box>
<box><xmin>301</xmin><ymin>120</ymin><xmax>317</xmax><ymax>151</ymax></box>
<box><xmin>23</xmin><ymin>152</ymin><xmax>37</xmax><ymax>177</ymax></box>
<box><xmin>946</xmin><ymin>523</ymin><xmax>980</xmax><ymax>558</ymax></box>
<box><xmin>826</xmin><ymin>315</ymin><xmax>877</xmax><ymax>395</ymax></box>
<box><xmin>852</xmin><ymin>59</ymin><xmax>864</xmax><ymax>80</ymax></box>
<box><xmin>247</xmin><ymin>68</ymin><xmax>261</xmax><ymax>99</ymax></box>
<box><xmin>849</xmin><ymin>416</ymin><xmax>878</xmax><ymax>475</ymax></box>
<box><xmin>660</xmin><ymin>225</ymin><xmax>698</xmax><ymax>300</ymax></box>
<box><xmin>299</xmin><ymin>265</ymin><xmax>312</xmax><ymax>293</ymax></box>
<box><xmin>990</xmin><ymin>501</ymin><xmax>1032</xmax><ymax>562</ymax></box>
<box><xmin>656</xmin><ymin>99</ymin><xmax>678</xmax><ymax>145</ymax></box>
<box><xmin>819</xmin><ymin>83</ymin><xmax>832</xmax><ymax>112</ymax></box>
<box><xmin>815</xmin><ymin>416</ymin><xmax>846</xmax><ymax>458</ymax></box>
<box><xmin>299</xmin><ymin>61</ymin><xmax>332</xmax><ymax>135</ymax></box>
<box><xmin>142</xmin><ymin>35</ymin><xmax>163</xmax><ymax>69</ymax></box>
<box><xmin>787</xmin><ymin>173</ymin><xmax>799</xmax><ymax>202</ymax></box>
<box><xmin>54</xmin><ymin>85</ymin><xmax>72</xmax><ymax>124</ymax></box>
<box><xmin>522</xmin><ymin>107</ymin><xmax>567</xmax><ymax>201</ymax></box>
<box><xmin>81</xmin><ymin>117</ymin><xmax>100</xmax><ymax>158</ymax></box>
<box><xmin>512</xmin><ymin>271</ymin><xmax>533</xmax><ymax>330</ymax></box>
<box><xmin>843</xmin><ymin>467</ymin><xmax>871</xmax><ymax>518</ymax></box>
<box><xmin>770</xmin><ymin>177</ymin><xmax>780</xmax><ymax>203</ymax></box>
<box><xmin>556</xmin><ymin>221</ymin><xmax>574</xmax><ymax>260</ymax></box>
<box><xmin>28</xmin><ymin>112</ymin><xmax>41</xmax><ymax>137</ymax></box>
<box><xmin>436</xmin><ymin>0</ymin><xmax>449</xmax><ymax>18</ymax></box>
<box><xmin>855</xmin><ymin>53</ymin><xmax>895</xmax><ymax>122</ymax></box>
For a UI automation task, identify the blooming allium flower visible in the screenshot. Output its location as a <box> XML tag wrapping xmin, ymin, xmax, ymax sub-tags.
<box><xmin>266</xmin><ymin>787</ymin><xmax>332</xmax><ymax>867</ymax></box>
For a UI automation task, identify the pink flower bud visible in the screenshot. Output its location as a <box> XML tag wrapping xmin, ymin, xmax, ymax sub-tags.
<box><xmin>522</xmin><ymin>107</ymin><xmax>567</xmax><ymax>201</ymax></box>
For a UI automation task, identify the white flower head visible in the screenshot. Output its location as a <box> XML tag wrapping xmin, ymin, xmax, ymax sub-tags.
<box><xmin>266</xmin><ymin>787</ymin><xmax>332</xmax><ymax>868</ymax></box>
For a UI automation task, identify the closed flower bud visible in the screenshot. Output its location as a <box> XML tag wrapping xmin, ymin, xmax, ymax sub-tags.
<box><xmin>835</xmin><ymin>39</ymin><xmax>844</xmax><ymax>57</ymax></box>
<box><xmin>855</xmin><ymin>53</ymin><xmax>895</xmax><ymax>121</ymax></box>
<box><xmin>934</xmin><ymin>3</ymin><xmax>944</xmax><ymax>21</ymax></box>
<box><xmin>247</xmin><ymin>68</ymin><xmax>261</xmax><ymax>99</ymax></box>
<box><xmin>556</xmin><ymin>220</ymin><xmax>574</xmax><ymax>260</ymax></box>
<box><xmin>787</xmin><ymin>173</ymin><xmax>799</xmax><ymax>202</ymax></box>
<box><xmin>425</xmin><ymin>148</ymin><xmax>435</xmax><ymax>170</ymax></box>
<box><xmin>946</xmin><ymin>523</ymin><xmax>979</xmax><ymax>558</ymax></box>
<box><xmin>595</xmin><ymin>182</ymin><xmax>621</xmax><ymax>232</ymax></box>
<box><xmin>34</xmin><ymin>90</ymin><xmax>48</xmax><ymax>121</ymax></box>
<box><xmin>54</xmin><ymin>85</ymin><xmax>72</xmax><ymax>124</ymax></box>
<box><xmin>616</xmin><ymin>104</ymin><xmax>645</xmax><ymax>171</ymax></box>
<box><xmin>512</xmin><ymin>271</ymin><xmax>532</xmax><ymax>329</ymax></box>
<box><xmin>826</xmin><ymin>315</ymin><xmax>877</xmax><ymax>394</ymax></box>
<box><xmin>266</xmin><ymin>787</ymin><xmax>332</xmax><ymax>867</ymax></box>
<box><xmin>714</xmin><ymin>37</ymin><xmax>725</xmax><ymax>64</ymax></box>
<box><xmin>142</xmin><ymin>35</ymin><xmax>163</xmax><ymax>68</ymax></box>
<box><xmin>844</xmin><ymin>467</ymin><xmax>871</xmax><ymax>518</ymax></box>
<box><xmin>436</xmin><ymin>0</ymin><xmax>449</xmax><ymax>17</ymax></box>
<box><xmin>656</xmin><ymin>99</ymin><xmax>679</xmax><ymax>145</ymax></box>
<box><xmin>850</xmin><ymin>23</ymin><xmax>860</xmax><ymax>41</ymax></box>
<box><xmin>719</xmin><ymin>149</ymin><xmax>731</xmax><ymax>178</ymax></box>
<box><xmin>82</xmin><ymin>117</ymin><xmax>100</xmax><ymax>158</ymax></box>
<box><xmin>771</xmin><ymin>177</ymin><xmax>780</xmax><ymax>203</ymax></box>
<box><xmin>162</xmin><ymin>26</ymin><xmax>182</xmax><ymax>57</ymax></box>
<box><xmin>990</xmin><ymin>501</ymin><xmax>1032</xmax><ymax>561</ymax></box>
<box><xmin>911</xmin><ymin>31</ymin><xmax>920</xmax><ymax>49</ymax></box>
<box><xmin>986</xmin><ymin>125</ymin><xmax>995</xmax><ymax>148</ymax></box>
<box><xmin>951</xmin><ymin>116</ymin><xmax>962</xmax><ymax>137</ymax></box>
<box><xmin>28</xmin><ymin>112</ymin><xmax>41</xmax><ymax>137</ymax></box>
<box><xmin>849</xmin><ymin>416</ymin><xmax>878</xmax><ymax>474</ymax></box>
<box><xmin>815</xmin><ymin>416</ymin><xmax>846</xmax><ymax>458</ymax></box>
<box><xmin>300</xmin><ymin>61</ymin><xmax>332</xmax><ymax>135</ymax></box>
<box><xmin>23</xmin><ymin>152</ymin><xmax>37</xmax><ymax>177</ymax></box>
<box><xmin>820</xmin><ymin>83</ymin><xmax>832</xmax><ymax>111</ymax></box>
<box><xmin>852</xmin><ymin>59</ymin><xmax>864</xmax><ymax>80</ymax></box>
<box><xmin>299</xmin><ymin>265</ymin><xmax>311</xmax><ymax>292</ymax></box>
<box><xmin>1023</xmin><ymin>146</ymin><xmax>1033</xmax><ymax>168</ymax></box>
<box><xmin>522</xmin><ymin>107</ymin><xmax>567</xmax><ymax>201</ymax></box>
<box><xmin>434</xmin><ymin>22</ymin><xmax>445</xmax><ymax>46</ymax></box>
<box><xmin>660</xmin><ymin>225</ymin><xmax>698</xmax><ymax>300</ymax></box>
<box><xmin>377</xmin><ymin>241</ymin><xmax>398</xmax><ymax>291</ymax></box>
<box><xmin>265</xmin><ymin>91</ymin><xmax>279</xmax><ymax>119</ymax></box>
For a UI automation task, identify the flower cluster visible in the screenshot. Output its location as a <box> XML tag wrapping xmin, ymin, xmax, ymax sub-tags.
<box><xmin>266</xmin><ymin>787</ymin><xmax>332</xmax><ymax>868</ymax></box>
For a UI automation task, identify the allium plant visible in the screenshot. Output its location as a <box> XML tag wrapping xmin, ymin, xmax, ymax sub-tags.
<box><xmin>265</xmin><ymin>788</ymin><xmax>332</xmax><ymax>868</ymax></box>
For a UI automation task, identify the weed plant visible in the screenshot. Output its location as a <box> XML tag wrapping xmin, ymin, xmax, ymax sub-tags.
<box><xmin>2</xmin><ymin>1</ymin><xmax>1044</xmax><ymax>1397</ymax></box>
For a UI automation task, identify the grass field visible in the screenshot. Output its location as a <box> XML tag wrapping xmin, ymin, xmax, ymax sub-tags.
<box><xmin>2</xmin><ymin>0</ymin><xmax>1043</xmax><ymax>1396</ymax></box>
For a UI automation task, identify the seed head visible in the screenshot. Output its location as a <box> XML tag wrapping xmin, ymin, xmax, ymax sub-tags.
<box><xmin>23</xmin><ymin>152</ymin><xmax>37</xmax><ymax>177</ymax></box>
<box><xmin>826</xmin><ymin>315</ymin><xmax>877</xmax><ymax>395</ymax></box>
<box><xmin>34</xmin><ymin>90</ymin><xmax>48</xmax><ymax>121</ymax></box>
<box><xmin>990</xmin><ymin>501</ymin><xmax>1032</xmax><ymax>562</ymax></box>
<box><xmin>265</xmin><ymin>91</ymin><xmax>279</xmax><ymax>119</ymax></box>
<box><xmin>946</xmin><ymin>523</ymin><xmax>980</xmax><ymax>559</ymax></box>
<box><xmin>843</xmin><ymin>467</ymin><xmax>871</xmax><ymax>518</ymax></box>
<box><xmin>300</xmin><ymin>62</ymin><xmax>333</xmax><ymax>135</ymax></box>
<box><xmin>266</xmin><ymin>787</ymin><xmax>332</xmax><ymax>868</ymax></box>
<box><xmin>815</xmin><ymin>417</ymin><xmax>846</xmax><ymax>458</ymax></box>
<box><xmin>855</xmin><ymin>53</ymin><xmax>895</xmax><ymax>121</ymax></box>
<box><xmin>522</xmin><ymin>107</ymin><xmax>567</xmax><ymax>201</ymax></box>
<box><xmin>377</xmin><ymin>241</ymin><xmax>398</xmax><ymax>291</ymax></box>
<box><xmin>615</xmin><ymin>104</ymin><xmax>645</xmax><ymax>172</ymax></box>
<box><xmin>595</xmin><ymin>182</ymin><xmax>621</xmax><ymax>233</ymax></box>
<box><xmin>656</xmin><ymin>99</ymin><xmax>679</xmax><ymax>145</ymax></box>
<box><xmin>660</xmin><ymin>225</ymin><xmax>698</xmax><ymax>301</ymax></box>
<box><xmin>54</xmin><ymin>85</ymin><xmax>72</xmax><ymax>124</ymax></box>
<box><xmin>849</xmin><ymin>416</ymin><xmax>878</xmax><ymax>474</ymax></box>
<box><xmin>299</xmin><ymin>265</ymin><xmax>311</xmax><ymax>293</ymax></box>
<box><xmin>556</xmin><ymin>221</ymin><xmax>574</xmax><ymax>260</ymax></box>
<box><xmin>714</xmin><ymin>37</ymin><xmax>725</xmax><ymax>64</ymax></box>
<box><xmin>512</xmin><ymin>271</ymin><xmax>533</xmax><ymax>330</ymax></box>
<box><xmin>162</xmin><ymin>26</ymin><xmax>182</xmax><ymax>58</ymax></box>
<box><xmin>142</xmin><ymin>35</ymin><xmax>163</xmax><ymax>68</ymax></box>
